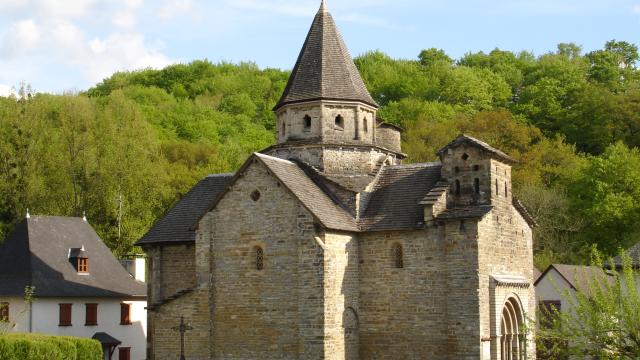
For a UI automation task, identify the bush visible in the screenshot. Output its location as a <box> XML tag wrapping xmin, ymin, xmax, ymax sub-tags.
<box><xmin>0</xmin><ymin>333</ymin><xmax>101</xmax><ymax>360</ymax></box>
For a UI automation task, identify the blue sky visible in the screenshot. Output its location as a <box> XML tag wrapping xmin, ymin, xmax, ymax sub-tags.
<box><xmin>0</xmin><ymin>0</ymin><xmax>639</xmax><ymax>95</ymax></box>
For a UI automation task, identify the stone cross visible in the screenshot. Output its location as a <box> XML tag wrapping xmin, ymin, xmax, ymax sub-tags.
<box><xmin>171</xmin><ymin>316</ymin><xmax>193</xmax><ymax>360</ymax></box>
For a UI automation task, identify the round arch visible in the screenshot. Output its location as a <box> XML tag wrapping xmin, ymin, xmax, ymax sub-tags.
<box><xmin>500</xmin><ymin>295</ymin><xmax>525</xmax><ymax>360</ymax></box>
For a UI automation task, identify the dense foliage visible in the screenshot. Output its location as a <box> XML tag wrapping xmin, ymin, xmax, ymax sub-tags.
<box><xmin>0</xmin><ymin>333</ymin><xmax>102</xmax><ymax>360</ymax></box>
<box><xmin>1</xmin><ymin>42</ymin><xmax>639</xmax><ymax>266</ymax></box>
<box><xmin>536</xmin><ymin>250</ymin><xmax>640</xmax><ymax>359</ymax></box>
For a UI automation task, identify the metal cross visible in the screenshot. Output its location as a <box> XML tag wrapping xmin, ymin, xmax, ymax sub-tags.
<box><xmin>171</xmin><ymin>316</ymin><xmax>193</xmax><ymax>360</ymax></box>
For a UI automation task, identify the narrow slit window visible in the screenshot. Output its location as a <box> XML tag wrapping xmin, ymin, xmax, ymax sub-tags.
<box><xmin>474</xmin><ymin>178</ymin><xmax>480</xmax><ymax>194</ymax></box>
<box><xmin>454</xmin><ymin>180</ymin><xmax>461</xmax><ymax>195</ymax></box>
<box><xmin>281</xmin><ymin>121</ymin><xmax>286</xmax><ymax>137</ymax></box>
<box><xmin>495</xmin><ymin>179</ymin><xmax>499</xmax><ymax>196</ymax></box>
<box><xmin>392</xmin><ymin>243</ymin><xmax>404</xmax><ymax>269</ymax></box>
<box><xmin>256</xmin><ymin>246</ymin><xmax>264</xmax><ymax>270</ymax></box>
<box><xmin>335</xmin><ymin>115</ymin><xmax>344</xmax><ymax>129</ymax></box>
<box><xmin>363</xmin><ymin>117</ymin><xmax>368</xmax><ymax>133</ymax></box>
<box><xmin>505</xmin><ymin>182</ymin><xmax>508</xmax><ymax>197</ymax></box>
<box><xmin>304</xmin><ymin>115</ymin><xmax>311</xmax><ymax>130</ymax></box>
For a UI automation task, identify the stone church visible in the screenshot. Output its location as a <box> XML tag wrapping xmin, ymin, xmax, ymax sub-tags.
<box><xmin>137</xmin><ymin>2</ymin><xmax>537</xmax><ymax>359</ymax></box>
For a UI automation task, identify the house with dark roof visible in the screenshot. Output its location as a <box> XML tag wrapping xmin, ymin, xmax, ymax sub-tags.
<box><xmin>137</xmin><ymin>2</ymin><xmax>536</xmax><ymax>360</ymax></box>
<box><xmin>0</xmin><ymin>216</ymin><xmax>147</xmax><ymax>360</ymax></box>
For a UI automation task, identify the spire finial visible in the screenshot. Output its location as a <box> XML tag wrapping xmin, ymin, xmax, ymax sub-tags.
<box><xmin>319</xmin><ymin>0</ymin><xmax>326</xmax><ymax>12</ymax></box>
<box><xmin>26</xmin><ymin>208</ymin><xmax>30</xmax><ymax>219</ymax></box>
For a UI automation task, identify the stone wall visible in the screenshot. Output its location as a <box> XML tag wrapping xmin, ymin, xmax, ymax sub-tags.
<box><xmin>267</xmin><ymin>145</ymin><xmax>400</xmax><ymax>178</ymax></box>
<box><xmin>477</xmin><ymin>207</ymin><xmax>535</xmax><ymax>359</ymax></box>
<box><xmin>358</xmin><ymin>228</ymin><xmax>450</xmax><ymax>359</ymax></box>
<box><xmin>275</xmin><ymin>100</ymin><xmax>376</xmax><ymax>146</ymax></box>
<box><xmin>148</xmin><ymin>288</ymin><xmax>211</xmax><ymax>360</ymax></box>
<box><xmin>203</xmin><ymin>160</ymin><xmax>325</xmax><ymax>359</ymax></box>
<box><xmin>374</xmin><ymin>125</ymin><xmax>401</xmax><ymax>153</ymax></box>
<box><xmin>441</xmin><ymin>146</ymin><xmax>493</xmax><ymax>207</ymax></box>
<box><xmin>145</xmin><ymin>244</ymin><xmax>196</xmax><ymax>304</ymax></box>
<box><xmin>319</xmin><ymin>232</ymin><xmax>359</xmax><ymax>360</ymax></box>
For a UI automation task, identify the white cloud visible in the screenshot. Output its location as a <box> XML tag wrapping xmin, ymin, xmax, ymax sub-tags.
<box><xmin>2</xmin><ymin>19</ymin><xmax>41</xmax><ymax>56</ymax></box>
<box><xmin>113</xmin><ymin>10</ymin><xmax>138</xmax><ymax>28</ymax></box>
<box><xmin>84</xmin><ymin>33</ymin><xmax>172</xmax><ymax>82</ymax></box>
<box><xmin>156</xmin><ymin>0</ymin><xmax>195</xmax><ymax>21</ymax></box>
<box><xmin>633</xmin><ymin>4</ymin><xmax>640</xmax><ymax>13</ymax></box>
<box><xmin>0</xmin><ymin>85</ymin><xmax>15</xmax><ymax>97</ymax></box>
<box><xmin>0</xmin><ymin>0</ymin><xmax>175</xmax><ymax>91</ymax></box>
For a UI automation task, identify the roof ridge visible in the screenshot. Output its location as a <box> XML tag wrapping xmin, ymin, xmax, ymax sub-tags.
<box><xmin>206</xmin><ymin>173</ymin><xmax>234</xmax><ymax>178</ymax></box>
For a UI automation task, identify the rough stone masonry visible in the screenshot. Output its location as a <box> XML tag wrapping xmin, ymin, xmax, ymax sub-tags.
<box><xmin>137</xmin><ymin>2</ymin><xmax>537</xmax><ymax>359</ymax></box>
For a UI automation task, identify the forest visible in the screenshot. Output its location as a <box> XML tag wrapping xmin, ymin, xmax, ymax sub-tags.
<box><xmin>1</xmin><ymin>40</ymin><xmax>639</xmax><ymax>269</ymax></box>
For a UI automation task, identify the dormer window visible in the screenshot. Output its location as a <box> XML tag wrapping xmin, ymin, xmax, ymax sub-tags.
<box><xmin>69</xmin><ymin>246</ymin><xmax>89</xmax><ymax>274</ymax></box>
<box><xmin>304</xmin><ymin>115</ymin><xmax>312</xmax><ymax>130</ymax></box>
<box><xmin>335</xmin><ymin>115</ymin><xmax>344</xmax><ymax>130</ymax></box>
<box><xmin>77</xmin><ymin>257</ymin><xmax>88</xmax><ymax>273</ymax></box>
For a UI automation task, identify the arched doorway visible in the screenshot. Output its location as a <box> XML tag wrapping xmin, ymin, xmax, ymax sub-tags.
<box><xmin>501</xmin><ymin>297</ymin><xmax>525</xmax><ymax>360</ymax></box>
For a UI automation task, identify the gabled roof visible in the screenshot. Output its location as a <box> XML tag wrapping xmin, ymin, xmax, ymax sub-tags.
<box><xmin>360</xmin><ymin>163</ymin><xmax>442</xmax><ymax>231</ymax></box>
<box><xmin>136</xmin><ymin>174</ymin><xmax>233</xmax><ymax>246</ymax></box>
<box><xmin>535</xmin><ymin>264</ymin><xmax>613</xmax><ymax>295</ymax></box>
<box><xmin>196</xmin><ymin>153</ymin><xmax>359</xmax><ymax>233</ymax></box>
<box><xmin>437</xmin><ymin>134</ymin><xmax>516</xmax><ymax>164</ymax></box>
<box><xmin>274</xmin><ymin>2</ymin><xmax>378</xmax><ymax>110</ymax></box>
<box><xmin>0</xmin><ymin>216</ymin><xmax>146</xmax><ymax>298</ymax></box>
<box><xmin>253</xmin><ymin>153</ymin><xmax>359</xmax><ymax>232</ymax></box>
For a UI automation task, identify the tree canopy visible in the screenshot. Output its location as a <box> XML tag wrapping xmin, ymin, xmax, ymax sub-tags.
<box><xmin>1</xmin><ymin>41</ymin><xmax>639</xmax><ymax>265</ymax></box>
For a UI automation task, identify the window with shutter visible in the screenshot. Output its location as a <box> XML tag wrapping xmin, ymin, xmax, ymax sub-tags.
<box><xmin>85</xmin><ymin>303</ymin><xmax>97</xmax><ymax>325</ymax></box>
<box><xmin>77</xmin><ymin>257</ymin><xmax>88</xmax><ymax>273</ymax></box>
<box><xmin>59</xmin><ymin>303</ymin><xmax>72</xmax><ymax>326</ymax></box>
<box><xmin>0</xmin><ymin>302</ymin><xmax>9</xmax><ymax>322</ymax></box>
<box><xmin>118</xmin><ymin>347</ymin><xmax>131</xmax><ymax>360</ymax></box>
<box><xmin>120</xmin><ymin>303</ymin><xmax>131</xmax><ymax>325</ymax></box>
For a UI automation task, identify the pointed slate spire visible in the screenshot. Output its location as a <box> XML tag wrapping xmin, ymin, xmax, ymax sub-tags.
<box><xmin>274</xmin><ymin>1</ymin><xmax>378</xmax><ymax>110</ymax></box>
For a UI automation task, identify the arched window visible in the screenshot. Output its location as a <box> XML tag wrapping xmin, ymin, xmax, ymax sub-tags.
<box><xmin>335</xmin><ymin>115</ymin><xmax>344</xmax><ymax>129</ymax></box>
<box><xmin>281</xmin><ymin>121</ymin><xmax>286</xmax><ymax>137</ymax></box>
<box><xmin>454</xmin><ymin>180</ymin><xmax>461</xmax><ymax>195</ymax></box>
<box><xmin>363</xmin><ymin>117</ymin><xmax>368</xmax><ymax>133</ymax></box>
<box><xmin>304</xmin><ymin>115</ymin><xmax>311</xmax><ymax>130</ymax></box>
<box><xmin>501</xmin><ymin>297</ymin><xmax>525</xmax><ymax>360</ymax></box>
<box><xmin>474</xmin><ymin>178</ymin><xmax>480</xmax><ymax>194</ymax></box>
<box><xmin>255</xmin><ymin>246</ymin><xmax>264</xmax><ymax>270</ymax></box>
<box><xmin>392</xmin><ymin>243</ymin><xmax>403</xmax><ymax>269</ymax></box>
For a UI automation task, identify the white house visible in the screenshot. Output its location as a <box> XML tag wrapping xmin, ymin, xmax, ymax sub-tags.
<box><xmin>0</xmin><ymin>216</ymin><xmax>147</xmax><ymax>360</ymax></box>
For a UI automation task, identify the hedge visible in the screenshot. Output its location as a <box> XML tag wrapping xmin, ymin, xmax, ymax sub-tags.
<box><xmin>0</xmin><ymin>333</ymin><xmax>102</xmax><ymax>360</ymax></box>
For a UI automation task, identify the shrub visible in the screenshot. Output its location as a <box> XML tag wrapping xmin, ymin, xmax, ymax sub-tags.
<box><xmin>0</xmin><ymin>333</ymin><xmax>101</xmax><ymax>360</ymax></box>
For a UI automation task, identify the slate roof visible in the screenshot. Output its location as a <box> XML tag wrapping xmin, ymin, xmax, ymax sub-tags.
<box><xmin>535</xmin><ymin>264</ymin><xmax>613</xmax><ymax>295</ymax></box>
<box><xmin>612</xmin><ymin>241</ymin><xmax>640</xmax><ymax>268</ymax></box>
<box><xmin>255</xmin><ymin>153</ymin><xmax>359</xmax><ymax>232</ymax></box>
<box><xmin>360</xmin><ymin>163</ymin><xmax>442</xmax><ymax>231</ymax></box>
<box><xmin>136</xmin><ymin>174</ymin><xmax>233</xmax><ymax>246</ymax></box>
<box><xmin>0</xmin><ymin>216</ymin><xmax>146</xmax><ymax>298</ymax></box>
<box><xmin>437</xmin><ymin>134</ymin><xmax>516</xmax><ymax>164</ymax></box>
<box><xmin>92</xmin><ymin>332</ymin><xmax>121</xmax><ymax>346</ymax></box>
<box><xmin>436</xmin><ymin>206</ymin><xmax>493</xmax><ymax>221</ymax></box>
<box><xmin>274</xmin><ymin>1</ymin><xmax>378</xmax><ymax>110</ymax></box>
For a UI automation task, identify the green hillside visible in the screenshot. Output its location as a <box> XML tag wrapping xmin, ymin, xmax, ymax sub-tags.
<box><xmin>1</xmin><ymin>41</ymin><xmax>639</xmax><ymax>268</ymax></box>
